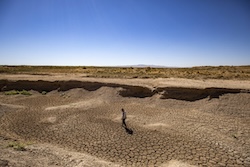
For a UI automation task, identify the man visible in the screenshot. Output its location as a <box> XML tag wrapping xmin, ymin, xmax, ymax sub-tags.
<box><xmin>121</xmin><ymin>108</ymin><xmax>127</xmax><ymax>127</ymax></box>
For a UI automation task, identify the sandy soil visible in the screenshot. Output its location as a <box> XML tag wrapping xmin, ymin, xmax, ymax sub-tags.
<box><xmin>0</xmin><ymin>74</ymin><xmax>250</xmax><ymax>167</ymax></box>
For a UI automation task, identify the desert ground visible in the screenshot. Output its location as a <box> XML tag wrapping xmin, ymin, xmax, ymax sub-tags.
<box><xmin>0</xmin><ymin>68</ymin><xmax>250</xmax><ymax>167</ymax></box>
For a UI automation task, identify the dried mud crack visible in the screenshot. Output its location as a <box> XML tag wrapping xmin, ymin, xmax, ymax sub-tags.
<box><xmin>0</xmin><ymin>79</ymin><xmax>250</xmax><ymax>166</ymax></box>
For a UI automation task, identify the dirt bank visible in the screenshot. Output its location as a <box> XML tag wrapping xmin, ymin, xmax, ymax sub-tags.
<box><xmin>1</xmin><ymin>79</ymin><xmax>249</xmax><ymax>101</ymax></box>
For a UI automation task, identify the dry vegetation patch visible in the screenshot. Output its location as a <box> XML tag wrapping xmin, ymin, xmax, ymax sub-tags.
<box><xmin>0</xmin><ymin>65</ymin><xmax>249</xmax><ymax>80</ymax></box>
<box><xmin>4</xmin><ymin>90</ymin><xmax>32</xmax><ymax>96</ymax></box>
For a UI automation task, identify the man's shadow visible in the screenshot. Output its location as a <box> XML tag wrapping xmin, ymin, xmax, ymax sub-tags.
<box><xmin>122</xmin><ymin>122</ymin><xmax>133</xmax><ymax>135</ymax></box>
<box><xmin>125</xmin><ymin>126</ymin><xmax>133</xmax><ymax>135</ymax></box>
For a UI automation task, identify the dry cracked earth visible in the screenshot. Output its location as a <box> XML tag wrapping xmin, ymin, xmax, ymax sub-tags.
<box><xmin>0</xmin><ymin>79</ymin><xmax>250</xmax><ymax>167</ymax></box>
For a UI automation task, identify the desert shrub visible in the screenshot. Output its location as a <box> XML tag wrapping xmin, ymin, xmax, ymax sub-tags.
<box><xmin>141</xmin><ymin>75</ymin><xmax>150</xmax><ymax>79</ymax></box>
<box><xmin>146</xmin><ymin>67</ymin><xmax>151</xmax><ymax>71</ymax></box>
<box><xmin>7</xmin><ymin>142</ymin><xmax>26</xmax><ymax>151</ymax></box>
<box><xmin>4</xmin><ymin>90</ymin><xmax>19</xmax><ymax>95</ymax></box>
<box><xmin>41</xmin><ymin>91</ymin><xmax>47</xmax><ymax>95</ymax></box>
<box><xmin>19</xmin><ymin>90</ymin><xmax>32</xmax><ymax>95</ymax></box>
<box><xmin>5</xmin><ymin>90</ymin><xmax>32</xmax><ymax>95</ymax></box>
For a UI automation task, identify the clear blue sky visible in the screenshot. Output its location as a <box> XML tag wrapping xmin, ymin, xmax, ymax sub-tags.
<box><xmin>0</xmin><ymin>0</ymin><xmax>249</xmax><ymax>67</ymax></box>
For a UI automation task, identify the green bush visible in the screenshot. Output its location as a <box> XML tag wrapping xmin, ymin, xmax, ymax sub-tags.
<box><xmin>4</xmin><ymin>90</ymin><xmax>32</xmax><ymax>96</ymax></box>
<box><xmin>4</xmin><ymin>90</ymin><xmax>19</xmax><ymax>95</ymax></box>
<box><xmin>41</xmin><ymin>91</ymin><xmax>47</xmax><ymax>95</ymax></box>
<box><xmin>7</xmin><ymin>142</ymin><xmax>26</xmax><ymax>151</ymax></box>
<box><xmin>19</xmin><ymin>90</ymin><xmax>32</xmax><ymax>95</ymax></box>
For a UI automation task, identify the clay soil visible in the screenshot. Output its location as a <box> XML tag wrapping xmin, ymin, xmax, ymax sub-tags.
<box><xmin>0</xmin><ymin>74</ymin><xmax>250</xmax><ymax>167</ymax></box>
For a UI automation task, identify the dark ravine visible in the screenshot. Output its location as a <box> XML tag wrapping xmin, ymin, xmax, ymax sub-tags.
<box><xmin>155</xmin><ymin>87</ymin><xmax>246</xmax><ymax>101</ymax></box>
<box><xmin>0</xmin><ymin>80</ymin><xmax>154</xmax><ymax>98</ymax></box>
<box><xmin>0</xmin><ymin>79</ymin><xmax>248</xmax><ymax>101</ymax></box>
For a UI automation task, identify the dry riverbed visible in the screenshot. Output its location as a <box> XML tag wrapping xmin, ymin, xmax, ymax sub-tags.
<box><xmin>0</xmin><ymin>74</ymin><xmax>250</xmax><ymax>167</ymax></box>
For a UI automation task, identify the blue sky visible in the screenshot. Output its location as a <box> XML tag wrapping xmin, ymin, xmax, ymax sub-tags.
<box><xmin>0</xmin><ymin>0</ymin><xmax>249</xmax><ymax>67</ymax></box>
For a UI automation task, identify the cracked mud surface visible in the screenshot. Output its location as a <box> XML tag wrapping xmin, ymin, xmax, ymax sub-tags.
<box><xmin>0</xmin><ymin>78</ymin><xmax>250</xmax><ymax>167</ymax></box>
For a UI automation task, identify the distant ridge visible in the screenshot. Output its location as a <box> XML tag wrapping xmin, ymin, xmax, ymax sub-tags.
<box><xmin>121</xmin><ymin>64</ymin><xmax>174</xmax><ymax>68</ymax></box>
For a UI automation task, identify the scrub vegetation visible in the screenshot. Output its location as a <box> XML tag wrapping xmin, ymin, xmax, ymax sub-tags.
<box><xmin>0</xmin><ymin>65</ymin><xmax>249</xmax><ymax>80</ymax></box>
<box><xmin>7</xmin><ymin>142</ymin><xmax>26</xmax><ymax>151</ymax></box>
<box><xmin>4</xmin><ymin>90</ymin><xmax>32</xmax><ymax>96</ymax></box>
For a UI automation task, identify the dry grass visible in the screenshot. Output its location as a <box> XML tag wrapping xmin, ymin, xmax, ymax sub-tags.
<box><xmin>0</xmin><ymin>65</ymin><xmax>249</xmax><ymax>80</ymax></box>
<box><xmin>7</xmin><ymin>142</ymin><xmax>26</xmax><ymax>151</ymax></box>
<box><xmin>4</xmin><ymin>90</ymin><xmax>32</xmax><ymax>96</ymax></box>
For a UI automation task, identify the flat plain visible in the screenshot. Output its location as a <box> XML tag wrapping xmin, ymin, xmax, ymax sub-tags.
<box><xmin>0</xmin><ymin>66</ymin><xmax>250</xmax><ymax>167</ymax></box>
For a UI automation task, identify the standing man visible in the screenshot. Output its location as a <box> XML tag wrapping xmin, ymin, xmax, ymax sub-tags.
<box><xmin>121</xmin><ymin>108</ymin><xmax>127</xmax><ymax>127</ymax></box>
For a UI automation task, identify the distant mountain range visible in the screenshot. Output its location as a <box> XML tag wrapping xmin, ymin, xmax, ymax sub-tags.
<box><xmin>121</xmin><ymin>64</ymin><xmax>176</xmax><ymax>68</ymax></box>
